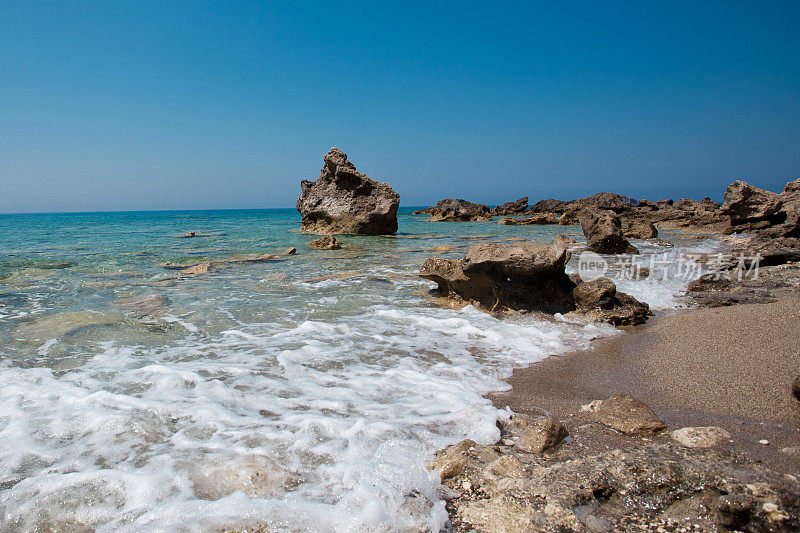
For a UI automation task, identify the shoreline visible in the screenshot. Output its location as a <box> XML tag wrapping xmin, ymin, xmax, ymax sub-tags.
<box><xmin>489</xmin><ymin>297</ymin><xmax>800</xmax><ymax>474</ymax></box>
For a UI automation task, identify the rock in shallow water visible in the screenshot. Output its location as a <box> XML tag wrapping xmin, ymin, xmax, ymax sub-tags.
<box><xmin>296</xmin><ymin>147</ymin><xmax>399</xmax><ymax>235</ymax></box>
<box><xmin>581</xmin><ymin>208</ymin><xmax>639</xmax><ymax>255</ymax></box>
<box><xmin>308</xmin><ymin>235</ymin><xmax>341</xmax><ymax>250</ymax></box>
<box><xmin>429</xmin><ymin>198</ymin><xmax>493</xmax><ymax>222</ymax></box>
<box><xmin>419</xmin><ymin>242</ymin><xmax>650</xmax><ymax>324</ymax></box>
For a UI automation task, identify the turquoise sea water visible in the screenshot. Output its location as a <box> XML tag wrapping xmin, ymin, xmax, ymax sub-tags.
<box><xmin>0</xmin><ymin>209</ymin><xmax>712</xmax><ymax>531</ymax></box>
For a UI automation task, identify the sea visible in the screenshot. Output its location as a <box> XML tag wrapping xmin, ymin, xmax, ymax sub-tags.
<box><xmin>0</xmin><ymin>208</ymin><xmax>718</xmax><ymax>532</ymax></box>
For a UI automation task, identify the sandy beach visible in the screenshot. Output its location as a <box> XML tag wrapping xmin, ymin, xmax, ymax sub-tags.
<box><xmin>491</xmin><ymin>297</ymin><xmax>800</xmax><ymax>473</ymax></box>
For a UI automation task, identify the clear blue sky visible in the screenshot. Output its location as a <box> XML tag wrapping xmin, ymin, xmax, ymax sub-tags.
<box><xmin>1</xmin><ymin>1</ymin><xmax>799</xmax><ymax>213</ymax></box>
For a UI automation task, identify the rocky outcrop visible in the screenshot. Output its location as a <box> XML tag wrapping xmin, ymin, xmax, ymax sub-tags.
<box><xmin>433</xmin><ymin>436</ymin><xmax>799</xmax><ymax>532</ymax></box>
<box><xmin>530</xmin><ymin>198</ymin><xmax>570</xmax><ymax>214</ymax></box>
<box><xmin>412</xmin><ymin>206</ymin><xmax>436</xmax><ymax>215</ymax></box>
<box><xmin>491</xmin><ymin>196</ymin><xmax>528</xmax><ymax>215</ymax></box>
<box><xmin>721</xmin><ymin>180</ymin><xmax>783</xmax><ymax>226</ymax></box>
<box><xmin>429</xmin><ymin>199</ymin><xmax>493</xmax><ymax>221</ymax></box>
<box><xmin>309</xmin><ymin>235</ymin><xmax>341</xmax><ymax>250</ymax></box>
<box><xmin>419</xmin><ymin>243</ymin><xmax>574</xmax><ymax>313</ymax></box>
<box><xmin>576</xmin><ymin>192</ymin><xmax>637</xmax><ymax>213</ymax></box>
<box><xmin>419</xmin><ymin>243</ymin><xmax>649</xmax><ymax>324</ymax></box>
<box><xmin>581</xmin><ymin>209</ymin><xmax>639</xmax><ymax>254</ymax></box>
<box><xmin>297</xmin><ymin>148</ymin><xmax>399</xmax><ymax>235</ymax></box>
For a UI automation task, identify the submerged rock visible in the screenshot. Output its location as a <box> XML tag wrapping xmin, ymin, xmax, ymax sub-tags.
<box><xmin>498</xmin><ymin>214</ymin><xmax>560</xmax><ymax>225</ymax></box>
<box><xmin>552</xmin><ymin>234</ymin><xmax>576</xmax><ymax>246</ymax></box>
<box><xmin>429</xmin><ymin>199</ymin><xmax>493</xmax><ymax>222</ymax></box>
<box><xmin>581</xmin><ymin>208</ymin><xmax>639</xmax><ymax>254</ymax></box>
<box><xmin>296</xmin><ymin>147</ymin><xmax>399</xmax><ymax>235</ymax></box>
<box><xmin>309</xmin><ymin>235</ymin><xmax>341</xmax><ymax>250</ymax></box>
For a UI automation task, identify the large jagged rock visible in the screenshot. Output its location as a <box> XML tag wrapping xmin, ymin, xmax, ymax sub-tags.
<box><xmin>419</xmin><ymin>243</ymin><xmax>649</xmax><ymax>324</ymax></box>
<box><xmin>429</xmin><ymin>199</ymin><xmax>493</xmax><ymax>221</ymax></box>
<box><xmin>581</xmin><ymin>209</ymin><xmax>639</xmax><ymax>254</ymax></box>
<box><xmin>419</xmin><ymin>243</ymin><xmax>574</xmax><ymax>313</ymax></box>
<box><xmin>296</xmin><ymin>148</ymin><xmax>400</xmax><ymax>235</ymax></box>
<box><xmin>721</xmin><ymin>180</ymin><xmax>783</xmax><ymax>225</ymax></box>
<box><xmin>491</xmin><ymin>196</ymin><xmax>529</xmax><ymax>215</ymax></box>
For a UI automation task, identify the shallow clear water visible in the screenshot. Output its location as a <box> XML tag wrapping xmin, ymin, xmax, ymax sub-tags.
<box><xmin>0</xmin><ymin>209</ymin><xmax>716</xmax><ymax>532</ymax></box>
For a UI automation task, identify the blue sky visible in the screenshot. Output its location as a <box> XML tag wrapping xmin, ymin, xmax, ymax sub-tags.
<box><xmin>1</xmin><ymin>1</ymin><xmax>799</xmax><ymax>213</ymax></box>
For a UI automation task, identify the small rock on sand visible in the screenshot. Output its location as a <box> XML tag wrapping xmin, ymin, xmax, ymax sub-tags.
<box><xmin>591</xmin><ymin>394</ymin><xmax>667</xmax><ymax>435</ymax></box>
<box><xmin>671</xmin><ymin>426</ymin><xmax>732</xmax><ymax>448</ymax></box>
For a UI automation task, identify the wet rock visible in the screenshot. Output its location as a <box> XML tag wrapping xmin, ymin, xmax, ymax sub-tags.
<box><xmin>14</xmin><ymin>311</ymin><xmax>130</xmax><ymax>345</ymax></box>
<box><xmin>623</xmin><ymin>219</ymin><xmax>658</xmax><ymax>239</ymax></box>
<box><xmin>498</xmin><ymin>214</ymin><xmax>560</xmax><ymax>225</ymax></box>
<box><xmin>178</xmin><ymin>231</ymin><xmax>197</xmax><ymax>238</ymax></box>
<box><xmin>429</xmin><ymin>199</ymin><xmax>493</xmax><ymax>222</ymax></box>
<box><xmin>671</xmin><ymin>426</ymin><xmax>732</xmax><ymax>448</ymax></box>
<box><xmin>115</xmin><ymin>294</ymin><xmax>171</xmax><ymax>323</ymax></box>
<box><xmin>309</xmin><ymin>235</ymin><xmax>341</xmax><ymax>250</ymax></box>
<box><xmin>491</xmin><ymin>196</ymin><xmax>529</xmax><ymax>215</ymax></box>
<box><xmin>412</xmin><ymin>206</ymin><xmax>436</xmax><ymax>215</ymax></box>
<box><xmin>419</xmin><ymin>243</ymin><xmax>575</xmax><ymax>314</ymax></box>
<box><xmin>721</xmin><ymin>180</ymin><xmax>784</xmax><ymax>225</ymax></box>
<box><xmin>571</xmin><ymin>278</ymin><xmax>650</xmax><ymax>326</ymax></box>
<box><xmin>687</xmin><ymin>273</ymin><xmax>733</xmax><ymax>293</ymax></box>
<box><xmin>297</xmin><ymin>147</ymin><xmax>400</xmax><ymax>235</ymax></box>
<box><xmin>581</xmin><ymin>209</ymin><xmax>639</xmax><ymax>254</ymax></box>
<box><xmin>284</xmin><ymin>247</ymin><xmax>297</xmax><ymax>254</ymax></box>
<box><xmin>590</xmin><ymin>394</ymin><xmax>667</xmax><ymax>435</ymax></box>
<box><xmin>717</xmin><ymin>494</ymin><xmax>754</xmax><ymax>530</ymax></box>
<box><xmin>553</xmin><ymin>234</ymin><xmax>576</xmax><ymax>246</ymax></box>
<box><xmin>420</xmin><ymin>245</ymin><xmax>649</xmax><ymax>324</ymax></box>
<box><xmin>515</xmin><ymin>416</ymin><xmax>568</xmax><ymax>453</ymax></box>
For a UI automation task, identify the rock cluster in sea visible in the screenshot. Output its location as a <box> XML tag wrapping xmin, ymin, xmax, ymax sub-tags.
<box><xmin>296</xmin><ymin>147</ymin><xmax>400</xmax><ymax>235</ymax></box>
<box><xmin>419</xmin><ymin>242</ymin><xmax>649</xmax><ymax>325</ymax></box>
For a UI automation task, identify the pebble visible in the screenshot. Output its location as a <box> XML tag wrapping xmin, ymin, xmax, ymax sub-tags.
<box><xmin>759</xmin><ymin>439</ymin><xmax>770</xmax><ymax>445</ymax></box>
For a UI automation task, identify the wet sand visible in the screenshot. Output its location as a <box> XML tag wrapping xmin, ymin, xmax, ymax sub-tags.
<box><xmin>490</xmin><ymin>297</ymin><xmax>800</xmax><ymax>472</ymax></box>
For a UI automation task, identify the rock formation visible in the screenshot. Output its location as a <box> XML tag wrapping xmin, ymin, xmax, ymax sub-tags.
<box><xmin>419</xmin><ymin>242</ymin><xmax>649</xmax><ymax>324</ymax></box>
<box><xmin>581</xmin><ymin>208</ymin><xmax>639</xmax><ymax>254</ymax></box>
<box><xmin>296</xmin><ymin>148</ymin><xmax>399</xmax><ymax>235</ymax></box>
<box><xmin>428</xmin><ymin>199</ymin><xmax>493</xmax><ymax>221</ymax></box>
<box><xmin>491</xmin><ymin>196</ymin><xmax>529</xmax><ymax>215</ymax></box>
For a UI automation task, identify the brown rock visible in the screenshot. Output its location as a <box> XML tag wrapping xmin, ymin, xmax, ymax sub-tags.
<box><xmin>530</xmin><ymin>198</ymin><xmax>570</xmax><ymax>214</ymax></box>
<box><xmin>429</xmin><ymin>199</ymin><xmax>493</xmax><ymax>221</ymax></box>
<box><xmin>572</xmin><ymin>278</ymin><xmax>650</xmax><ymax>326</ymax></box>
<box><xmin>419</xmin><ymin>242</ymin><xmax>575</xmax><ymax>313</ymax></box>
<box><xmin>491</xmin><ymin>196</ymin><xmax>529</xmax><ymax>216</ymax></box>
<box><xmin>792</xmin><ymin>375</ymin><xmax>800</xmax><ymax>402</ymax></box>
<box><xmin>581</xmin><ymin>208</ymin><xmax>639</xmax><ymax>254</ymax></box>
<box><xmin>624</xmin><ymin>220</ymin><xmax>658</xmax><ymax>239</ymax></box>
<box><xmin>431</xmin><ymin>245</ymin><xmax>455</xmax><ymax>252</ymax></box>
<box><xmin>498</xmin><ymin>214</ymin><xmax>560</xmax><ymax>225</ymax></box>
<box><xmin>309</xmin><ymin>235</ymin><xmax>341</xmax><ymax>250</ymax></box>
<box><xmin>721</xmin><ymin>180</ymin><xmax>783</xmax><ymax>225</ymax></box>
<box><xmin>592</xmin><ymin>394</ymin><xmax>667</xmax><ymax>435</ymax></box>
<box><xmin>297</xmin><ymin>147</ymin><xmax>399</xmax><ymax>235</ymax></box>
<box><xmin>671</xmin><ymin>426</ymin><xmax>732</xmax><ymax>448</ymax></box>
<box><xmin>515</xmin><ymin>417</ymin><xmax>568</xmax><ymax>453</ymax></box>
<box><xmin>717</xmin><ymin>494</ymin><xmax>754</xmax><ymax>530</ymax></box>
<box><xmin>552</xmin><ymin>234</ymin><xmax>576</xmax><ymax>246</ymax></box>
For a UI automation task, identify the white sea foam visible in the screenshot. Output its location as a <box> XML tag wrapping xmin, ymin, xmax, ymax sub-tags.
<box><xmin>0</xmin><ymin>305</ymin><xmax>613</xmax><ymax>532</ymax></box>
